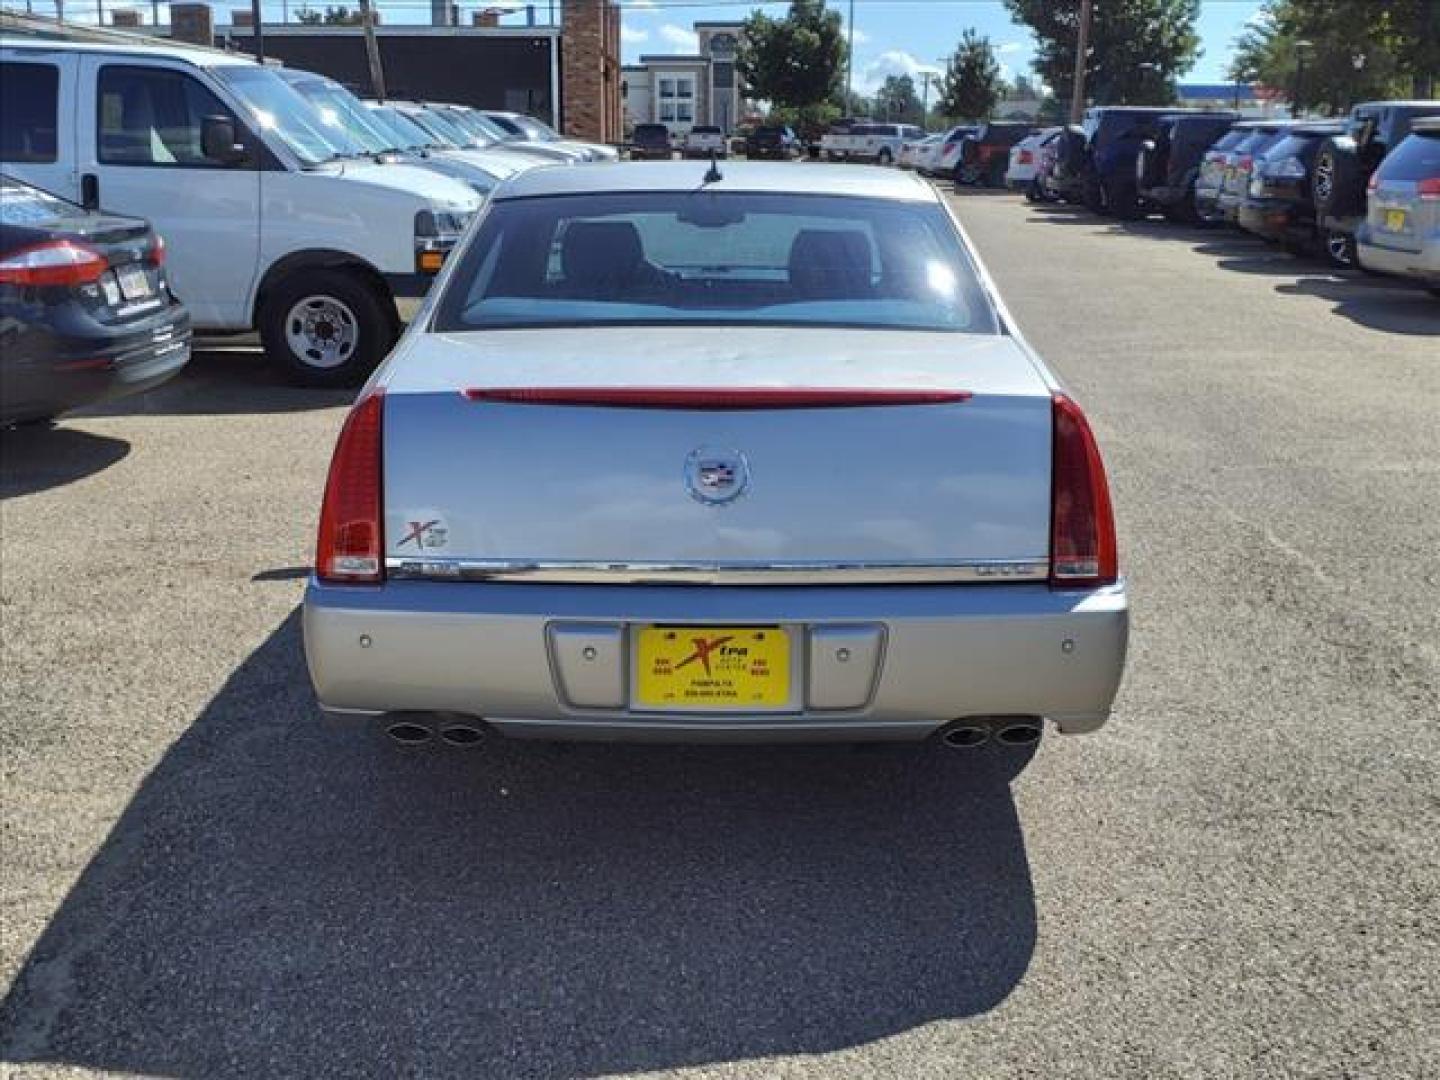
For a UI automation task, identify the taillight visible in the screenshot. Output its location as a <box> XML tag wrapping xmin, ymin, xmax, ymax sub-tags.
<box><xmin>315</xmin><ymin>390</ymin><xmax>384</xmax><ymax>584</ymax></box>
<box><xmin>1417</xmin><ymin>177</ymin><xmax>1440</xmax><ymax>200</ymax></box>
<box><xmin>0</xmin><ymin>240</ymin><xmax>108</xmax><ymax>287</ymax></box>
<box><xmin>1018</xmin><ymin>149</ymin><xmax>1033</xmax><ymax>164</ymax></box>
<box><xmin>148</xmin><ymin>234</ymin><xmax>166</xmax><ymax>266</ymax></box>
<box><xmin>1235</xmin><ymin>154</ymin><xmax>1253</xmax><ymax>172</ymax></box>
<box><xmin>1050</xmin><ymin>392</ymin><xmax>1118</xmax><ymax>589</ymax></box>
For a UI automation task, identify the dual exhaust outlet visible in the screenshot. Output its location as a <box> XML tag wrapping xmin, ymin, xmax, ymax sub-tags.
<box><xmin>940</xmin><ymin>717</ymin><xmax>1043</xmax><ymax>749</ymax></box>
<box><xmin>385</xmin><ymin>716</ymin><xmax>486</xmax><ymax>748</ymax></box>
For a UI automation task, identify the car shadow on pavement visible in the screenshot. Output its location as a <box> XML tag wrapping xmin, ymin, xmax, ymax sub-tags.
<box><xmin>0</xmin><ymin>609</ymin><xmax>1038</xmax><ymax>1078</ymax></box>
<box><xmin>75</xmin><ymin>344</ymin><xmax>353</xmax><ymax>419</ymax></box>
<box><xmin>0</xmin><ymin>425</ymin><xmax>130</xmax><ymax>499</ymax></box>
<box><xmin>1275</xmin><ymin>276</ymin><xmax>1440</xmax><ymax>336</ymax></box>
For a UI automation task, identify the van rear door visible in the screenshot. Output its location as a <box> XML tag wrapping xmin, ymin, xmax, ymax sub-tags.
<box><xmin>0</xmin><ymin>49</ymin><xmax>79</xmax><ymax>202</ymax></box>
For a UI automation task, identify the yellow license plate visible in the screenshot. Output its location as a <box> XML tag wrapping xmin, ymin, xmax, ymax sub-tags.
<box><xmin>1385</xmin><ymin>209</ymin><xmax>1408</xmax><ymax>232</ymax></box>
<box><xmin>634</xmin><ymin>626</ymin><xmax>790</xmax><ymax>711</ymax></box>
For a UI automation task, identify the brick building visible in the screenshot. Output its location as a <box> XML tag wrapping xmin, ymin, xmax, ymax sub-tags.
<box><xmin>561</xmin><ymin>0</ymin><xmax>623</xmax><ymax>144</ymax></box>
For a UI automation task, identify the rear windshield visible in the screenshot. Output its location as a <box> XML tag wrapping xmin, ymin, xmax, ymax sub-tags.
<box><xmin>1376</xmin><ymin>131</ymin><xmax>1440</xmax><ymax>182</ymax></box>
<box><xmin>1262</xmin><ymin>132</ymin><xmax>1330</xmax><ymax>161</ymax></box>
<box><xmin>434</xmin><ymin>192</ymin><xmax>996</xmax><ymax>335</ymax></box>
<box><xmin>752</xmin><ymin>127</ymin><xmax>786</xmax><ymax>143</ymax></box>
<box><xmin>634</xmin><ymin>125</ymin><xmax>668</xmax><ymax>141</ymax></box>
<box><xmin>1234</xmin><ymin>129</ymin><xmax>1285</xmax><ymax>155</ymax></box>
<box><xmin>1210</xmin><ymin>130</ymin><xmax>1248</xmax><ymax>153</ymax></box>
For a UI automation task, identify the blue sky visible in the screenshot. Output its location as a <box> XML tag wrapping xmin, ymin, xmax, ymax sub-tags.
<box><xmin>619</xmin><ymin>0</ymin><xmax>1264</xmax><ymax>94</ymax></box>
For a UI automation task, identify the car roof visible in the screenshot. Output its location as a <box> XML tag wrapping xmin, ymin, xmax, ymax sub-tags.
<box><xmin>494</xmin><ymin>161</ymin><xmax>937</xmax><ymax>203</ymax></box>
<box><xmin>0</xmin><ymin>35</ymin><xmax>257</xmax><ymax>67</ymax></box>
<box><xmin>1410</xmin><ymin>117</ymin><xmax>1440</xmax><ymax>134</ymax></box>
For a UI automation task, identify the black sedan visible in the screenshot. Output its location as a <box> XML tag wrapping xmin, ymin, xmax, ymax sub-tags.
<box><xmin>1</xmin><ymin>175</ymin><xmax>189</xmax><ymax>426</ymax></box>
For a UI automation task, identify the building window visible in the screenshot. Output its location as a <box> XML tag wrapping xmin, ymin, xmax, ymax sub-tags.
<box><xmin>677</xmin><ymin>102</ymin><xmax>694</xmax><ymax>122</ymax></box>
<box><xmin>675</xmin><ymin>80</ymin><xmax>694</xmax><ymax>100</ymax></box>
<box><xmin>660</xmin><ymin>102</ymin><xmax>676</xmax><ymax>122</ymax></box>
<box><xmin>659</xmin><ymin>78</ymin><xmax>675</xmax><ymax>98</ymax></box>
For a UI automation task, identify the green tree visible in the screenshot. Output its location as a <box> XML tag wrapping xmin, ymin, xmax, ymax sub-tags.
<box><xmin>1003</xmin><ymin>0</ymin><xmax>1201</xmax><ymax>108</ymax></box>
<box><xmin>1229</xmin><ymin>0</ymin><xmax>1435</xmax><ymax>114</ymax></box>
<box><xmin>938</xmin><ymin>29</ymin><xmax>1004</xmax><ymax>122</ymax></box>
<box><xmin>737</xmin><ymin>0</ymin><xmax>848</xmax><ymax>112</ymax></box>
<box><xmin>874</xmin><ymin>74</ymin><xmax>925</xmax><ymax>125</ymax></box>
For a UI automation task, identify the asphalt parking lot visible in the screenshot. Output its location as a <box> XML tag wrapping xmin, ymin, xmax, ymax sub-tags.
<box><xmin>2</xmin><ymin>189</ymin><xmax>1438</xmax><ymax>1079</ymax></box>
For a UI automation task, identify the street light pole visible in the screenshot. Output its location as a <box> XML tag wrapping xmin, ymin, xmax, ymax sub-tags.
<box><xmin>1070</xmin><ymin>0</ymin><xmax>1092</xmax><ymax>123</ymax></box>
<box><xmin>251</xmin><ymin>0</ymin><xmax>263</xmax><ymax>62</ymax></box>
<box><xmin>359</xmin><ymin>0</ymin><xmax>388</xmax><ymax>101</ymax></box>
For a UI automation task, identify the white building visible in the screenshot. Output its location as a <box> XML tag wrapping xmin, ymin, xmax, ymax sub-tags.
<box><xmin>622</xmin><ymin>20</ymin><xmax>747</xmax><ymax>136</ymax></box>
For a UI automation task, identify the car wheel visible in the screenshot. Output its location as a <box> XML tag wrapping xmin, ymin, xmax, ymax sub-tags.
<box><xmin>877</xmin><ymin>148</ymin><xmax>893</xmax><ymax>165</ymax></box>
<box><xmin>1322</xmin><ymin>228</ymin><xmax>1356</xmax><ymax>268</ymax></box>
<box><xmin>1313</xmin><ymin>137</ymin><xmax>1362</xmax><ymax>219</ymax></box>
<box><xmin>259</xmin><ymin>268</ymin><xmax>397</xmax><ymax>388</ymax></box>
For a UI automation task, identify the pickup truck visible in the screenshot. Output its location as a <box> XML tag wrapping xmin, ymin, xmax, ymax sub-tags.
<box><xmin>683</xmin><ymin>125</ymin><xmax>727</xmax><ymax>159</ymax></box>
<box><xmin>954</xmin><ymin>122</ymin><xmax>1034</xmax><ymax>187</ymax></box>
<box><xmin>1135</xmin><ymin>113</ymin><xmax>1238</xmax><ymax>222</ymax></box>
<box><xmin>821</xmin><ymin>122</ymin><xmax>925</xmax><ymax>165</ymax></box>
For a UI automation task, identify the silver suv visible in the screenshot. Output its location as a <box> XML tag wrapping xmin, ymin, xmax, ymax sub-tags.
<box><xmin>1356</xmin><ymin>118</ymin><xmax>1440</xmax><ymax>296</ymax></box>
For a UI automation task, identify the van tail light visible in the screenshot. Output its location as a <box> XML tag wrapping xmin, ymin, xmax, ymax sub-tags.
<box><xmin>1050</xmin><ymin>392</ymin><xmax>1118</xmax><ymax>589</ymax></box>
<box><xmin>315</xmin><ymin>389</ymin><xmax>385</xmax><ymax>584</ymax></box>
<box><xmin>0</xmin><ymin>241</ymin><xmax>108</xmax><ymax>287</ymax></box>
<box><xmin>1018</xmin><ymin>149</ymin><xmax>1034</xmax><ymax>164</ymax></box>
<box><xmin>1234</xmin><ymin>154</ymin><xmax>1253</xmax><ymax>172</ymax></box>
<box><xmin>148</xmin><ymin>234</ymin><xmax>167</xmax><ymax>266</ymax></box>
<box><xmin>1417</xmin><ymin>177</ymin><xmax>1440</xmax><ymax>200</ymax></box>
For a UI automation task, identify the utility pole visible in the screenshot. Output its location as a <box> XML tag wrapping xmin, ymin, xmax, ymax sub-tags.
<box><xmin>921</xmin><ymin>70</ymin><xmax>933</xmax><ymax>127</ymax></box>
<box><xmin>251</xmin><ymin>0</ymin><xmax>263</xmax><ymax>62</ymax></box>
<box><xmin>1069</xmin><ymin>0</ymin><xmax>1092</xmax><ymax>123</ymax></box>
<box><xmin>359</xmin><ymin>0</ymin><xmax>387</xmax><ymax>101</ymax></box>
<box><xmin>150</xmin><ymin>0</ymin><xmax>159</xmax><ymax>28</ymax></box>
<box><xmin>845</xmin><ymin>0</ymin><xmax>855</xmax><ymax>109</ymax></box>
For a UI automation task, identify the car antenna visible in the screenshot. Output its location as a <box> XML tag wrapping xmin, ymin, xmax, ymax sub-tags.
<box><xmin>702</xmin><ymin>149</ymin><xmax>723</xmax><ymax>185</ymax></box>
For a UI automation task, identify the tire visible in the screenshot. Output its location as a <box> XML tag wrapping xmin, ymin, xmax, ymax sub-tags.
<box><xmin>1023</xmin><ymin>177</ymin><xmax>1044</xmax><ymax>203</ymax></box>
<box><xmin>258</xmin><ymin>268</ymin><xmax>397</xmax><ymax>388</ymax></box>
<box><xmin>986</xmin><ymin>158</ymin><xmax>1007</xmax><ymax>188</ymax></box>
<box><xmin>1082</xmin><ymin>168</ymin><xmax>1107</xmax><ymax>213</ymax></box>
<box><xmin>1313</xmin><ymin>137</ymin><xmax>1363</xmax><ymax>219</ymax></box>
<box><xmin>1321</xmin><ymin>227</ymin><xmax>1356</xmax><ymax>269</ymax></box>
<box><xmin>876</xmin><ymin>148</ymin><xmax>893</xmax><ymax>165</ymax></box>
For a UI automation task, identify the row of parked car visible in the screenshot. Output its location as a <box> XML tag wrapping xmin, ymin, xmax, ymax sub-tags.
<box><xmin>0</xmin><ymin>33</ymin><xmax>625</xmax><ymax>424</ymax></box>
<box><xmin>996</xmin><ymin>102</ymin><xmax>1440</xmax><ymax>294</ymax></box>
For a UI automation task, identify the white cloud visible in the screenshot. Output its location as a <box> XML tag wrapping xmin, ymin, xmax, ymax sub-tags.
<box><xmin>997</xmin><ymin>41</ymin><xmax>1024</xmax><ymax>55</ymax></box>
<box><xmin>859</xmin><ymin>50</ymin><xmax>943</xmax><ymax>96</ymax></box>
<box><xmin>629</xmin><ymin>0</ymin><xmax>657</xmax><ymax>8</ymax></box>
<box><xmin>620</xmin><ymin>25</ymin><xmax>649</xmax><ymax>45</ymax></box>
<box><xmin>658</xmin><ymin>23</ymin><xmax>699</xmax><ymax>51</ymax></box>
<box><xmin>848</xmin><ymin>27</ymin><xmax>871</xmax><ymax>45</ymax></box>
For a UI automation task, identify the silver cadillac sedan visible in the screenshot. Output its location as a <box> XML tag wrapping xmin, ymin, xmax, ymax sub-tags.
<box><xmin>303</xmin><ymin>162</ymin><xmax>1129</xmax><ymax>748</ymax></box>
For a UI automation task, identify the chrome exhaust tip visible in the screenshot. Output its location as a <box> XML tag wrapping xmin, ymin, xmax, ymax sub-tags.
<box><xmin>995</xmin><ymin>720</ymin><xmax>1043</xmax><ymax>746</ymax></box>
<box><xmin>385</xmin><ymin>719</ymin><xmax>434</xmax><ymax>746</ymax></box>
<box><xmin>941</xmin><ymin>724</ymin><xmax>990</xmax><ymax>749</ymax></box>
<box><xmin>438</xmin><ymin>722</ymin><xmax>485</xmax><ymax>748</ymax></box>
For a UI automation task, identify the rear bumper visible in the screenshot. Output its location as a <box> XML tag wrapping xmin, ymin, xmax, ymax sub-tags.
<box><xmin>0</xmin><ymin>302</ymin><xmax>190</xmax><ymax>424</ymax></box>
<box><xmin>1237</xmin><ymin>196</ymin><xmax>1305</xmax><ymax>242</ymax></box>
<box><xmin>303</xmin><ymin>579</ymin><xmax>1130</xmax><ymax>742</ymax></box>
<box><xmin>1356</xmin><ymin>230</ymin><xmax>1440</xmax><ymax>285</ymax></box>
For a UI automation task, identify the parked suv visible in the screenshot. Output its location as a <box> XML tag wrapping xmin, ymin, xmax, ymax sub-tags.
<box><xmin>630</xmin><ymin>123</ymin><xmax>672</xmax><ymax>160</ymax></box>
<box><xmin>954</xmin><ymin>122</ymin><xmax>1033</xmax><ymax>187</ymax></box>
<box><xmin>1313</xmin><ymin>100</ymin><xmax>1440</xmax><ymax>266</ymax></box>
<box><xmin>1356</xmin><ymin>118</ymin><xmax>1440</xmax><ymax>295</ymax></box>
<box><xmin>746</xmin><ymin>125</ymin><xmax>800</xmax><ymax>161</ymax></box>
<box><xmin>0</xmin><ymin>40</ymin><xmax>481</xmax><ymax>386</ymax></box>
<box><xmin>1213</xmin><ymin>121</ymin><xmax>1297</xmax><ymax>225</ymax></box>
<box><xmin>1195</xmin><ymin>125</ymin><xmax>1254</xmax><ymax>221</ymax></box>
<box><xmin>1236</xmin><ymin>122</ymin><xmax>1345</xmax><ymax>254</ymax></box>
<box><xmin>1135</xmin><ymin>113</ymin><xmax>1238</xmax><ymax>222</ymax></box>
<box><xmin>1080</xmin><ymin>106</ymin><xmax>1178</xmax><ymax>215</ymax></box>
<box><xmin>1006</xmin><ymin>127</ymin><xmax>1063</xmax><ymax>198</ymax></box>
<box><xmin>1039</xmin><ymin>125</ymin><xmax>1087</xmax><ymax>203</ymax></box>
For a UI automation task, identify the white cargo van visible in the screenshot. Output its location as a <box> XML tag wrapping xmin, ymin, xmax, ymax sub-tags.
<box><xmin>0</xmin><ymin>38</ymin><xmax>482</xmax><ymax>385</ymax></box>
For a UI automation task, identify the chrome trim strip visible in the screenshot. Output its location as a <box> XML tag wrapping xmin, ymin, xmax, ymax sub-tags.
<box><xmin>384</xmin><ymin>557</ymin><xmax>1050</xmax><ymax>585</ymax></box>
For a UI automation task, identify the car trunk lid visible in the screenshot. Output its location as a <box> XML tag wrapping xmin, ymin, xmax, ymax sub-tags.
<box><xmin>378</xmin><ymin>327</ymin><xmax>1055</xmax><ymax>582</ymax></box>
